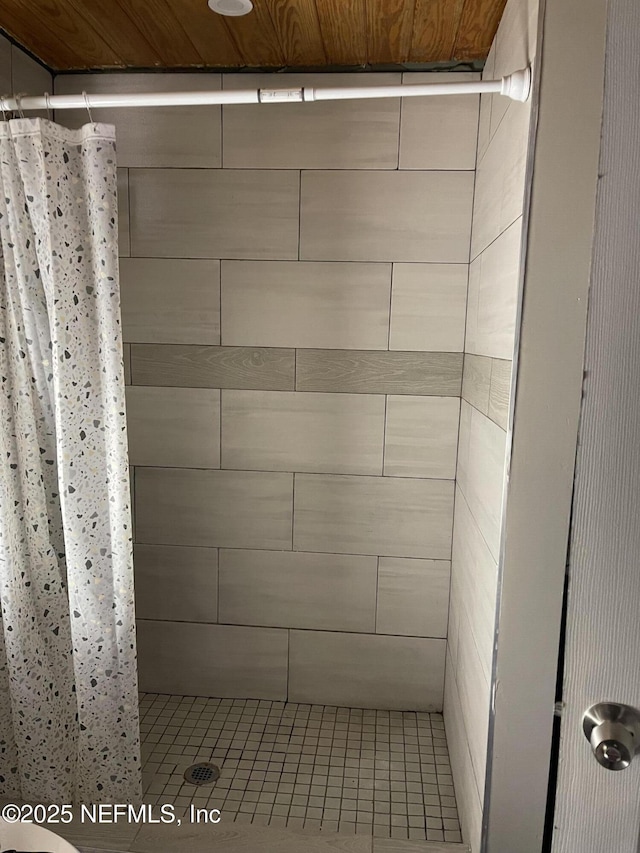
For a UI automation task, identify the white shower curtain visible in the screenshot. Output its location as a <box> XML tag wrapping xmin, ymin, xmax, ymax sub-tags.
<box><xmin>0</xmin><ymin>119</ymin><xmax>140</xmax><ymax>804</ymax></box>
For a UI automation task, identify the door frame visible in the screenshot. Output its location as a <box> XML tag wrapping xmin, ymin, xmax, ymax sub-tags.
<box><xmin>481</xmin><ymin>0</ymin><xmax>608</xmax><ymax>849</ymax></box>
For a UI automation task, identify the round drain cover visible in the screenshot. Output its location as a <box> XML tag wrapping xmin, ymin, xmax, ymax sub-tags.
<box><xmin>183</xmin><ymin>762</ymin><xmax>220</xmax><ymax>786</ymax></box>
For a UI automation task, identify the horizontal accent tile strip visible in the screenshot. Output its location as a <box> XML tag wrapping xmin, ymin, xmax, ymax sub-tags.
<box><xmin>461</xmin><ymin>353</ymin><xmax>512</xmax><ymax>430</ymax></box>
<box><xmin>296</xmin><ymin>350</ymin><xmax>463</xmax><ymax>396</ymax></box>
<box><xmin>131</xmin><ymin>344</ymin><xmax>295</xmax><ymax>390</ymax></box>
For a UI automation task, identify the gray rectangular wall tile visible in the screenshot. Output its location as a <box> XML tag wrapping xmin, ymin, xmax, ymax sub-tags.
<box><xmin>221</xmin><ymin>260</ymin><xmax>391</xmax><ymax>350</ymax></box>
<box><xmin>135</xmin><ymin>467</ymin><xmax>293</xmax><ymax>550</ymax></box>
<box><xmin>120</xmin><ymin>258</ymin><xmax>220</xmax><ymax>345</ymax></box>
<box><xmin>0</xmin><ymin>36</ymin><xmax>11</xmax><ymax>94</ymax></box>
<box><xmin>221</xmin><ymin>390</ymin><xmax>385</xmax><ymax>475</ymax></box>
<box><xmin>296</xmin><ymin>350</ymin><xmax>463</xmax><ymax>396</ymax></box>
<box><xmin>218</xmin><ymin>549</ymin><xmax>377</xmax><ymax>633</ymax></box>
<box><xmin>466</xmin><ymin>217</ymin><xmax>522</xmax><ymax>360</ymax></box>
<box><xmin>222</xmin><ymin>72</ymin><xmax>401</xmax><ymax>169</ymax></box>
<box><xmin>389</xmin><ymin>263</ymin><xmax>468</xmax><ymax>352</ymax></box>
<box><xmin>384</xmin><ymin>396</ymin><xmax>460</xmax><ymax>479</ymax></box>
<box><xmin>134</xmin><ymin>544</ymin><xmax>218</xmax><ymax>623</ymax></box>
<box><xmin>137</xmin><ymin>621</ymin><xmax>288</xmax><ymax>699</ymax></box>
<box><xmin>12</xmin><ymin>47</ymin><xmax>52</xmax><ymax>120</ymax></box>
<box><xmin>376</xmin><ymin>557</ymin><xmax>450</xmax><ymax>638</ymax></box>
<box><xmin>294</xmin><ymin>474</ymin><xmax>454</xmax><ymax>559</ymax></box>
<box><xmin>129</xmin><ymin>168</ymin><xmax>300</xmax><ymax>259</ymax></box>
<box><xmin>456</xmin><ymin>402</ymin><xmax>507</xmax><ymax>561</ymax></box>
<box><xmin>288</xmin><ymin>630</ymin><xmax>446</xmax><ymax>710</ymax></box>
<box><xmin>55</xmin><ymin>73</ymin><xmax>222</xmax><ymax>168</ymax></box>
<box><xmin>126</xmin><ymin>386</ymin><xmax>220</xmax><ymax>468</ymax></box>
<box><xmin>123</xmin><ymin>344</ymin><xmax>131</xmax><ymax>385</ymax></box>
<box><xmin>399</xmin><ymin>72</ymin><xmax>479</xmax><ymax>170</ymax></box>
<box><xmin>117</xmin><ymin>168</ymin><xmax>130</xmax><ymax>257</ymax></box>
<box><xmin>300</xmin><ymin>170</ymin><xmax>474</xmax><ymax>263</ymax></box>
<box><xmin>131</xmin><ymin>345</ymin><xmax>295</xmax><ymax>391</ymax></box>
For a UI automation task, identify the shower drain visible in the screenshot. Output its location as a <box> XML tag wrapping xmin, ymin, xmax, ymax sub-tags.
<box><xmin>183</xmin><ymin>762</ymin><xmax>220</xmax><ymax>786</ymax></box>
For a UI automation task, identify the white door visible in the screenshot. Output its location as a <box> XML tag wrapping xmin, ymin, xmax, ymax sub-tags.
<box><xmin>549</xmin><ymin>0</ymin><xmax>640</xmax><ymax>849</ymax></box>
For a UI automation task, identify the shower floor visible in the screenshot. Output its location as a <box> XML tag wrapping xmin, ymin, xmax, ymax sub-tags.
<box><xmin>140</xmin><ymin>692</ymin><xmax>462</xmax><ymax>844</ymax></box>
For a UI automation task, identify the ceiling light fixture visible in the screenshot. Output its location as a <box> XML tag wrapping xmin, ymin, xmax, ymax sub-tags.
<box><xmin>207</xmin><ymin>0</ymin><xmax>253</xmax><ymax>15</ymax></box>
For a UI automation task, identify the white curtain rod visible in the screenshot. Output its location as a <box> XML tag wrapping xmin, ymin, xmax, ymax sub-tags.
<box><xmin>0</xmin><ymin>68</ymin><xmax>531</xmax><ymax>112</ymax></box>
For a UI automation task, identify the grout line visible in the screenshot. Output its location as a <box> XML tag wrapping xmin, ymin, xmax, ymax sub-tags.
<box><xmin>297</xmin><ymin>170</ymin><xmax>302</xmax><ymax>261</ymax></box>
<box><xmin>133</xmin><ymin>463</ymin><xmax>456</xmax><ymax>482</ymax></box>
<box><xmin>136</xmin><ymin>616</ymin><xmax>447</xmax><ymax>641</ymax></box>
<box><xmin>291</xmin><ymin>472</ymin><xmax>296</xmax><ymax>550</ymax></box>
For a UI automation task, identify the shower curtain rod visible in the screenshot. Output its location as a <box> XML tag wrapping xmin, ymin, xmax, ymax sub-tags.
<box><xmin>0</xmin><ymin>68</ymin><xmax>531</xmax><ymax>112</ymax></box>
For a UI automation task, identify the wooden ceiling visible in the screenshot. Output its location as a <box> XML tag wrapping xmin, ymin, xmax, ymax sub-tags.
<box><xmin>1</xmin><ymin>0</ymin><xmax>507</xmax><ymax>71</ymax></box>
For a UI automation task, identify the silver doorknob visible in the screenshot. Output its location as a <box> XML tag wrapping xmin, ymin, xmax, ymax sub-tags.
<box><xmin>583</xmin><ymin>703</ymin><xmax>640</xmax><ymax>770</ymax></box>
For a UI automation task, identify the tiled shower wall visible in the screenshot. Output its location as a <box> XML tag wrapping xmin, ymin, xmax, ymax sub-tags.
<box><xmin>0</xmin><ymin>35</ymin><xmax>51</xmax><ymax>118</ymax></box>
<box><xmin>56</xmin><ymin>71</ymin><xmax>480</xmax><ymax>712</ymax></box>
<box><xmin>443</xmin><ymin>0</ymin><xmax>539</xmax><ymax>848</ymax></box>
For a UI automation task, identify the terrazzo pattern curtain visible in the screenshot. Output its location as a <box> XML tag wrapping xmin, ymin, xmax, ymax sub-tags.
<box><xmin>0</xmin><ymin>119</ymin><xmax>141</xmax><ymax>804</ymax></box>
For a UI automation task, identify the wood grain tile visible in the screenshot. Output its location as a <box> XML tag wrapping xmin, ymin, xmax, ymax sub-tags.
<box><xmin>466</xmin><ymin>217</ymin><xmax>522</xmax><ymax>360</ymax></box>
<box><xmin>444</xmin><ymin>658</ymin><xmax>484</xmax><ymax>853</ymax></box>
<box><xmin>461</xmin><ymin>354</ymin><xmax>491</xmax><ymax>414</ymax></box>
<box><xmin>389</xmin><ymin>263</ymin><xmax>468</xmax><ymax>353</ymax></box>
<box><xmin>376</xmin><ymin>557</ymin><xmax>450</xmax><ymax>638</ymax></box>
<box><xmin>294</xmin><ymin>474</ymin><xmax>454</xmax><ymax>559</ymax></box>
<box><xmin>131</xmin><ymin>345</ymin><xmax>295</xmax><ymax>391</ymax></box>
<box><xmin>126</xmin><ymin>386</ymin><xmax>220</xmax><ymax>468</ymax></box>
<box><xmin>221</xmin><ymin>260</ymin><xmax>391</xmax><ymax>350</ymax></box>
<box><xmin>218</xmin><ymin>549</ymin><xmax>377</xmax><ymax>632</ymax></box>
<box><xmin>134</xmin><ymin>544</ymin><xmax>218</xmax><ymax>623</ymax></box>
<box><xmin>137</xmin><ymin>621</ymin><xmax>288</xmax><ymax>700</ymax></box>
<box><xmin>55</xmin><ymin>73</ymin><xmax>222</xmax><ymax>167</ymax></box>
<box><xmin>222</xmin><ymin>72</ymin><xmax>401</xmax><ymax>169</ymax></box>
<box><xmin>488</xmin><ymin>358</ymin><xmax>512</xmax><ymax>429</ymax></box>
<box><xmin>451</xmin><ymin>488</ymin><xmax>498</xmax><ymax>686</ymax></box>
<box><xmin>471</xmin><ymin>102</ymin><xmax>531</xmax><ymax>259</ymax></box>
<box><xmin>123</xmin><ymin>343</ymin><xmax>131</xmax><ymax>385</ymax></box>
<box><xmin>129</xmin><ymin>168</ymin><xmax>299</xmax><ymax>260</ymax></box>
<box><xmin>456</xmin><ymin>402</ymin><xmax>506</xmax><ymax>560</ymax></box>
<box><xmin>131</xmin><ymin>821</ymin><xmax>373</xmax><ymax>852</ymax></box>
<box><xmin>300</xmin><ymin>170</ymin><xmax>474</xmax><ymax>263</ymax></box>
<box><xmin>288</xmin><ymin>630</ymin><xmax>446</xmax><ymax>710</ymax></box>
<box><xmin>135</xmin><ymin>467</ymin><xmax>293</xmax><ymax>550</ymax></box>
<box><xmin>120</xmin><ymin>258</ymin><xmax>220</xmax><ymax>345</ymax></box>
<box><xmin>117</xmin><ymin>168</ymin><xmax>130</xmax><ymax>257</ymax></box>
<box><xmin>455</xmin><ymin>604</ymin><xmax>491</xmax><ymax>797</ymax></box>
<box><xmin>384</xmin><ymin>395</ymin><xmax>460</xmax><ymax>479</ymax></box>
<box><xmin>399</xmin><ymin>72</ymin><xmax>479</xmax><ymax>170</ymax></box>
<box><xmin>296</xmin><ymin>350</ymin><xmax>462</xmax><ymax>396</ymax></box>
<box><xmin>221</xmin><ymin>390</ymin><xmax>385</xmax><ymax>475</ymax></box>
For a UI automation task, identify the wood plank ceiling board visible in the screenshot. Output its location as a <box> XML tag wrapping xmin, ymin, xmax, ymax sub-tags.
<box><xmin>220</xmin><ymin>3</ymin><xmax>285</xmax><ymax>67</ymax></box>
<box><xmin>454</xmin><ymin>0</ymin><xmax>508</xmax><ymax>58</ymax></box>
<box><xmin>110</xmin><ymin>0</ymin><xmax>207</xmax><ymax>66</ymax></box>
<box><xmin>264</xmin><ymin>0</ymin><xmax>327</xmax><ymax>67</ymax></box>
<box><xmin>0</xmin><ymin>0</ymin><xmax>507</xmax><ymax>70</ymax></box>
<box><xmin>367</xmin><ymin>0</ymin><xmax>416</xmax><ymax>65</ymax></box>
<box><xmin>64</xmin><ymin>0</ymin><xmax>163</xmax><ymax>67</ymax></box>
<box><xmin>410</xmin><ymin>0</ymin><xmax>466</xmax><ymax>63</ymax></box>
<box><xmin>314</xmin><ymin>0</ymin><xmax>368</xmax><ymax>65</ymax></box>
<box><xmin>150</xmin><ymin>0</ymin><xmax>242</xmax><ymax>67</ymax></box>
<box><xmin>2</xmin><ymin>0</ymin><xmax>121</xmax><ymax>68</ymax></box>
